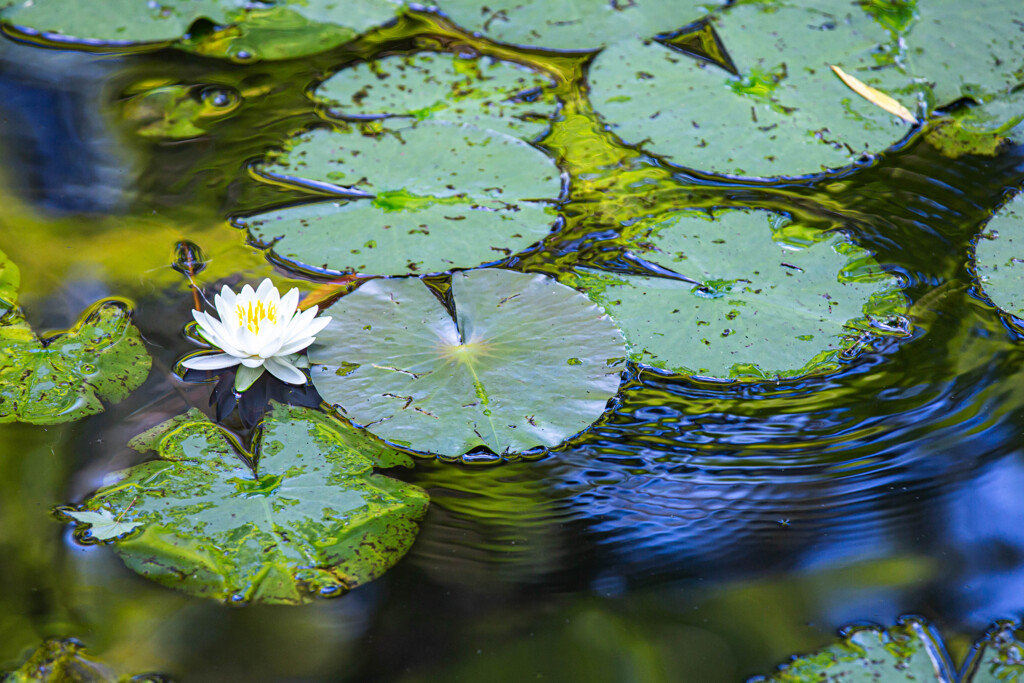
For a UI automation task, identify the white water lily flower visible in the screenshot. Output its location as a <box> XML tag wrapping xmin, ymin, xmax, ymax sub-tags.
<box><xmin>181</xmin><ymin>279</ymin><xmax>331</xmax><ymax>391</ymax></box>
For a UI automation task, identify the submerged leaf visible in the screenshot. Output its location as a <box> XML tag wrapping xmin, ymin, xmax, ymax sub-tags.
<box><xmin>1</xmin><ymin>0</ymin><xmax>403</xmax><ymax>61</ymax></box>
<box><xmin>65</xmin><ymin>404</ymin><xmax>428</xmax><ymax>604</ymax></box>
<box><xmin>309</xmin><ymin>269</ymin><xmax>625</xmax><ymax>458</ymax></box>
<box><xmin>0</xmin><ymin>252</ymin><xmax>151</xmax><ymax>425</ymax></box>
<box><xmin>2</xmin><ymin>638</ymin><xmax>118</xmax><ymax>683</ymax></box>
<box><xmin>567</xmin><ymin>210</ymin><xmax>908</xmax><ymax>380</ymax></box>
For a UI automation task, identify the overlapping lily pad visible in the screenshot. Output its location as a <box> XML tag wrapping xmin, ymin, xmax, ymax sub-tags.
<box><xmin>755</xmin><ymin>617</ymin><xmax>1024</xmax><ymax>683</ymax></box>
<box><xmin>435</xmin><ymin>0</ymin><xmax>716</xmax><ymax>51</ymax></box>
<box><xmin>569</xmin><ymin>210</ymin><xmax>908</xmax><ymax>380</ymax></box>
<box><xmin>63</xmin><ymin>404</ymin><xmax>428</xmax><ymax>604</ymax></box>
<box><xmin>974</xmin><ymin>192</ymin><xmax>1024</xmax><ymax>323</ymax></box>
<box><xmin>240</xmin><ymin>120</ymin><xmax>561</xmax><ymax>277</ymax></box>
<box><xmin>1</xmin><ymin>0</ymin><xmax>403</xmax><ymax>61</ymax></box>
<box><xmin>588</xmin><ymin>2</ymin><xmax>912</xmax><ymax>178</ymax></box>
<box><xmin>0</xmin><ymin>251</ymin><xmax>151</xmax><ymax>424</ymax></box>
<box><xmin>309</xmin><ymin>268</ymin><xmax>625</xmax><ymax>458</ymax></box>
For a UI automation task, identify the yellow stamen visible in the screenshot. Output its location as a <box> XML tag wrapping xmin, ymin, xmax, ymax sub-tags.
<box><xmin>236</xmin><ymin>299</ymin><xmax>276</xmax><ymax>334</ymax></box>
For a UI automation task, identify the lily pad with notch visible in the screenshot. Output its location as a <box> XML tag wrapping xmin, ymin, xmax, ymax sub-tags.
<box><xmin>567</xmin><ymin>209</ymin><xmax>908</xmax><ymax>380</ymax></box>
<box><xmin>239</xmin><ymin>120</ymin><xmax>562</xmax><ymax>277</ymax></box>
<box><xmin>309</xmin><ymin>268</ymin><xmax>626</xmax><ymax>459</ymax></box>
<box><xmin>435</xmin><ymin>0</ymin><xmax>719</xmax><ymax>51</ymax></box>
<box><xmin>1</xmin><ymin>0</ymin><xmax>404</xmax><ymax>61</ymax></box>
<box><xmin>62</xmin><ymin>403</ymin><xmax>427</xmax><ymax>604</ymax></box>
<box><xmin>588</xmin><ymin>1</ymin><xmax>914</xmax><ymax>178</ymax></box>
<box><xmin>0</xmin><ymin>250</ymin><xmax>152</xmax><ymax>424</ymax></box>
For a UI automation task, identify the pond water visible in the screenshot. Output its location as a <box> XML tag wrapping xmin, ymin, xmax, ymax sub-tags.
<box><xmin>1</xmin><ymin>6</ymin><xmax>1024</xmax><ymax>682</ymax></box>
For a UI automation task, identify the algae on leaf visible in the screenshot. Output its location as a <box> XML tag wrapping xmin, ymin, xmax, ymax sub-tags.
<box><xmin>1</xmin><ymin>0</ymin><xmax>404</xmax><ymax>61</ymax></box>
<box><xmin>2</xmin><ymin>638</ymin><xmax>118</xmax><ymax>683</ymax></box>
<box><xmin>64</xmin><ymin>404</ymin><xmax>428</xmax><ymax>604</ymax></box>
<box><xmin>568</xmin><ymin>210</ymin><xmax>908</xmax><ymax>380</ymax></box>
<box><xmin>0</xmin><ymin>250</ymin><xmax>151</xmax><ymax>424</ymax></box>
<box><xmin>309</xmin><ymin>269</ymin><xmax>625</xmax><ymax>459</ymax></box>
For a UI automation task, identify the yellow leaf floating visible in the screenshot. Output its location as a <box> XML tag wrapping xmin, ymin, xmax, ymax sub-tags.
<box><xmin>830</xmin><ymin>65</ymin><xmax>918</xmax><ymax>125</ymax></box>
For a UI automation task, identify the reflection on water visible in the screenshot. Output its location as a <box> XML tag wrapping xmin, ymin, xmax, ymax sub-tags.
<box><xmin>0</xmin><ymin>11</ymin><xmax>1024</xmax><ymax>682</ymax></box>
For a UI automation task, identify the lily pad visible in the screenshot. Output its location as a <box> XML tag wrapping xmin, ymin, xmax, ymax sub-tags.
<box><xmin>314</xmin><ymin>52</ymin><xmax>556</xmax><ymax>140</ymax></box>
<box><xmin>973</xmin><ymin>192</ymin><xmax>1024</xmax><ymax>323</ymax></box>
<box><xmin>752</xmin><ymin>617</ymin><xmax>956</xmax><ymax>682</ymax></box>
<box><xmin>0</xmin><ymin>257</ymin><xmax>152</xmax><ymax>424</ymax></box>
<box><xmin>1</xmin><ymin>0</ymin><xmax>403</xmax><ymax>61</ymax></box>
<box><xmin>64</xmin><ymin>510</ymin><xmax>142</xmax><ymax>541</ymax></box>
<box><xmin>239</xmin><ymin>120</ymin><xmax>562</xmax><ymax>276</ymax></box>
<box><xmin>568</xmin><ymin>210</ymin><xmax>908</xmax><ymax>379</ymax></box>
<box><xmin>435</xmin><ymin>0</ymin><xmax>716</xmax><ymax>51</ymax></box>
<box><xmin>756</xmin><ymin>617</ymin><xmax>1024</xmax><ymax>683</ymax></box>
<box><xmin>63</xmin><ymin>404</ymin><xmax>428</xmax><ymax>604</ymax></box>
<box><xmin>309</xmin><ymin>268</ymin><xmax>625</xmax><ymax>458</ymax></box>
<box><xmin>588</xmin><ymin>2</ymin><xmax>912</xmax><ymax>178</ymax></box>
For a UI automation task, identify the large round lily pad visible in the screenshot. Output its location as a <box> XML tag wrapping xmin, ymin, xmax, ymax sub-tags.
<box><xmin>588</xmin><ymin>2</ymin><xmax>912</xmax><ymax>178</ymax></box>
<box><xmin>0</xmin><ymin>250</ymin><xmax>151</xmax><ymax>425</ymax></box>
<box><xmin>240</xmin><ymin>120</ymin><xmax>562</xmax><ymax>276</ymax></box>
<box><xmin>63</xmin><ymin>404</ymin><xmax>428</xmax><ymax>605</ymax></box>
<box><xmin>435</xmin><ymin>0</ymin><xmax>716</xmax><ymax>51</ymax></box>
<box><xmin>974</xmin><ymin>192</ymin><xmax>1024</xmax><ymax>323</ymax></box>
<box><xmin>309</xmin><ymin>268</ymin><xmax>626</xmax><ymax>458</ymax></box>
<box><xmin>1</xmin><ymin>0</ymin><xmax>402</xmax><ymax>61</ymax></box>
<box><xmin>314</xmin><ymin>52</ymin><xmax>555</xmax><ymax>140</ymax></box>
<box><xmin>570</xmin><ymin>210</ymin><xmax>908</xmax><ymax>380</ymax></box>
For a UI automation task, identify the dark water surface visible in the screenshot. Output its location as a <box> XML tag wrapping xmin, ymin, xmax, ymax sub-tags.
<box><xmin>2</xmin><ymin>16</ymin><xmax>1024</xmax><ymax>682</ymax></box>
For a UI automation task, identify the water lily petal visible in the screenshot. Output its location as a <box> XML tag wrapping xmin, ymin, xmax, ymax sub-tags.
<box><xmin>264</xmin><ymin>356</ymin><xmax>307</xmax><ymax>385</ymax></box>
<box><xmin>234</xmin><ymin>364</ymin><xmax>265</xmax><ymax>392</ymax></box>
<box><xmin>239</xmin><ymin>283</ymin><xmax>256</xmax><ymax>301</ymax></box>
<box><xmin>239</xmin><ymin>356</ymin><xmax>265</xmax><ymax>368</ymax></box>
<box><xmin>214</xmin><ymin>292</ymin><xmax>236</xmax><ymax>332</ymax></box>
<box><xmin>194</xmin><ymin>310</ymin><xmax>246</xmax><ymax>357</ymax></box>
<box><xmin>181</xmin><ymin>352</ymin><xmax>241</xmax><ymax>370</ymax></box>
<box><xmin>275</xmin><ymin>336</ymin><xmax>317</xmax><ymax>356</ymax></box>
<box><xmin>255</xmin><ymin>278</ymin><xmax>275</xmax><ymax>300</ymax></box>
<box><xmin>278</xmin><ymin>288</ymin><xmax>300</xmax><ymax>324</ymax></box>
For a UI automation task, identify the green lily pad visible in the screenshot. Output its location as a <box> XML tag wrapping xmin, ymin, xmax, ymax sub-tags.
<box><xmin>756</xmin><ymin>618</ymin><xmax>1024</xmax><ymax>683</ymax></box>
<box><xmin>588</xmin><ymin>2</ymin><xmax>912</xmax><ymax>178</ymax></box>
<box><xmin>568</xmin><ymin>210</ymin><xmax>908</xmax><ymax>379</ymax></box>
<box><xmin>64</xmin><ymin>510</ymin><xmax>142</xmax><ymax>541</ymax></box>
<box><xmin>240</xmin><ymin>120</ymin><xmax>561</xmax><ymax>276</ymax></box>
<box><xmin>973</xmin><ymin>192</ymin><xmax>1024</xmax><ymax>323</ymax></box>
<box><xmin>309</xmin><ymin>268</ymin><xmax>625</xmax><ymax>458</ymax></box>
<box><xmin>63</xmin><ymin>404</ymin><xmax>428</xmax><ymax>604</ymax></box>
<box><xmin>752</xmin><ymin>617</ymin><xmax>956</xmax><ymax>682</ymax></box>
<box><xmin>313</xmin><ymin>52</ymin><xmax>556</xmax><ymax>140</ymax></box>
<box><xmin>1</xmin><ymin>0</ymin><xmax>403</xmax><ymax>61</ymax></box>
<box><xmin>0</xmin><ymin>254</ymin><xmax>152</xmax><ymax>424</ymax></box>
<box><xmin>435</xmin><ymin>0</ymin><xmax>716</xmax><ymax>51</ymax></box>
